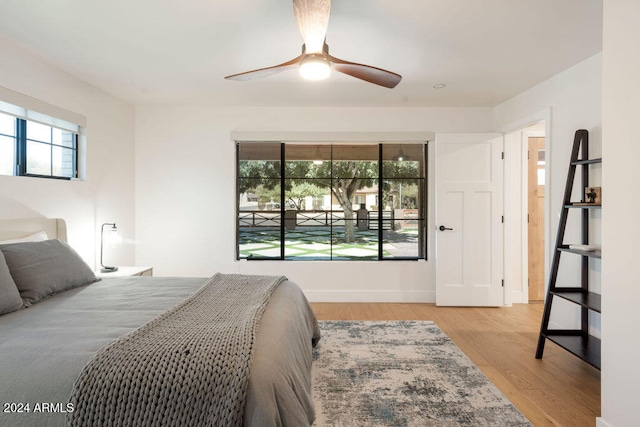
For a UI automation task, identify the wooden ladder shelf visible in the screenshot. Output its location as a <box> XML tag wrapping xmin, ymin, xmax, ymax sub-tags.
<box><xmin>535</xmin><ymin>129</ymin><xmax>602</xmax><ymax>369</ymax></box>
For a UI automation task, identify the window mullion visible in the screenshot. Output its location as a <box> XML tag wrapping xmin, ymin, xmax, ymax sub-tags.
<box><xmin>16</xmin><ymin>118</ymin><xmax>26</xmax><ymax>176</ymax></box>
<box><xmin>329</xmin><ymin>145</ymin><xmax>334</xmax><ymax>260</ymax></box>
<box><xmin>74</xmin><ymin>134</ymin><xmax>79</xmax><ymax>177</ymax></box>
<box><xmin>280</xmin><ymin>142</ymin><xmax>285</xmax><ymax>260</ymax></box>
<box><xmin>49</xmin><ymin>127</ymin><xmax>53</xmax><ymax>176</ymax></box>
<box><xmin>423</xmin><ymin>143</ymin><xmax>428</xmax><ymax>259</ymax></box>
<box><xmin>378</xmin><ymin>144</ymin><xmax>384</xmax><ymax>260</ymax></box>
<box><xmin>235</xmin><ymin>142</ymin><xmax>240</xmax><ymax>261</ymax></box>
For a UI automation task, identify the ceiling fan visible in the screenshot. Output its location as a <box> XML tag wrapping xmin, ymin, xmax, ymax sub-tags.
<box><xmin>224</xmin><ymin>0</ymin><xmax>402</xmax><ymax>88</ymax></box>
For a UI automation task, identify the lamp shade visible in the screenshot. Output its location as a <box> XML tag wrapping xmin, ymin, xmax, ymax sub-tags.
<box><xmin>100</xmin><ymin>223</ymin><xmax>120</xmax><ymax>272</ymax></box>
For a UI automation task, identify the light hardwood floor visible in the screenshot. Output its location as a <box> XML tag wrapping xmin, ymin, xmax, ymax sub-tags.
<box><xmin>310</xmin><ymin>302</ymin><xmax>601</xmax><ymax>427</ymax></box>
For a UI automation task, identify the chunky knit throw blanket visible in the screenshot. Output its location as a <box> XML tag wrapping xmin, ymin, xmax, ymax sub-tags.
<box><xmin>66</xmin><ymin>273</ymin><xmax>286</xmax><ymax>427</ymax></box>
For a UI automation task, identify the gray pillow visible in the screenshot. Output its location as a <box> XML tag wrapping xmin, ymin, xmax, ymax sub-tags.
<box><xmin>0</xmin><ymin>250</ymin><xmax>23</xmax><ymax>315</ymax></box>
<box><xmin>0</xmin><ymin>239</ymin><xmax>99</xmax><ymax>306</ymax></box>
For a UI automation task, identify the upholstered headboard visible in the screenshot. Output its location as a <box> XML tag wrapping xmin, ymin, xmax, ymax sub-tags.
<box><xmin>0</xmin><ymin>218</ymin><xmax>67</xmax><ymax>243</ymax></box>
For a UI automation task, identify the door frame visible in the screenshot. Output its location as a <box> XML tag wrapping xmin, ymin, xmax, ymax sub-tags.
<box><xmin>499</xmin><ymin>109</ymin><xmax>551</xmax><ymax>304</ymax></box>
<box><xmin>522</xmin><ymin>129</ymin><xmax>546</xmax><ymax>302</ymax></box>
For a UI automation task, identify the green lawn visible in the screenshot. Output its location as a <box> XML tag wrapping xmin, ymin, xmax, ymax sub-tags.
<box><xmin>239</xmin><ymin>226</ymin><xmax>419</xmax><ymax>260</ymax></box>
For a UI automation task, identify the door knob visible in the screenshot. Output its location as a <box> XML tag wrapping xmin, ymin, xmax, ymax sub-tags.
<box><xmin>438</xmin><ymin>225</ymin><xmax>453</xmax><ymax>231</ymax></box>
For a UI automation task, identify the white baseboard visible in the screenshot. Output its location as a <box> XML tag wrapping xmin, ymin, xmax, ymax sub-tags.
<box><xmin>304</xmin><ymin>290</ymin><xmax>435</xmax><ymax>303</ymax></box>
<box><xmin>596</xmin><ymin>417</ymin><xmax>612</xmax><ymax>427</ymax></box>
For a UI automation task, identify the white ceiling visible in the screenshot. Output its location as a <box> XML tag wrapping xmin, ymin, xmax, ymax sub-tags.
<box><xmin>0</xmin><ymin>0</ymin><xmax>602</xmax><ymax>108</ymax></box>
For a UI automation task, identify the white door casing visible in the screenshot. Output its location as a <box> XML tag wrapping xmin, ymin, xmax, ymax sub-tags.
<box><xmin>435</xmin><ymin>133</ymin><xmax>504</xmax><ymax>306</ymax></box>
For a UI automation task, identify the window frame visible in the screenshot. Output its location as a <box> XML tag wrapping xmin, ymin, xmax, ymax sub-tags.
<box><xmin>1</xmin><ymin>113</ymin><xmax>78</xmax><ymax>180</ymax></box>
<box><xmin>236</xmin><ymin>141</ymin><xmax>428</xmax><ymax>261</ymax></box>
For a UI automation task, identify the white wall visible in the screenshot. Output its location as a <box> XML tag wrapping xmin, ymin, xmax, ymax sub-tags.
<box><xmin>0</xmin><ymin>39</ymin><xmax>136</xmax><ymax>268</ymax></box>
<box><xmin>494</xmin><ymin>53</ymin><xmax>602</xmax><ymax>331</ymax></box>
<box><xmin>599</xmin><ymin>2</ymin><xmax>640</xmax><ymax>426</ymax></box>
<box><xmin>134</xmin><ymin>106</ymin><xmax>493</xmax><ymax>302</ymax></box>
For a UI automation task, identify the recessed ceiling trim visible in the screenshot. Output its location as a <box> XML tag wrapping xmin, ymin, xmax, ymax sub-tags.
<box><xmin>0</xmin><ymin>85</ymin><xmax>86</xmax><ymax>129</ymax></box>
<box><xmin>231</xmin><ymin>130</ymin><xmax>435</xmax><ymax>142</ymax></box>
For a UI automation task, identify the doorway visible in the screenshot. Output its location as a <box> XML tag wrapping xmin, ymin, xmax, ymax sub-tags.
<box><xmin>504</xmin><ymin>119</ymin><xmax>548</xmax><ymax>304</ymax></box>
<box><xmin>527</xmin><ymin>136</ymin><xmax>545</xmax><ymax>301</ymax></box>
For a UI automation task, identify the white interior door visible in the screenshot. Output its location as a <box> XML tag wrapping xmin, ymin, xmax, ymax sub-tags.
<box><xmin>435</xmin><ymin>133</ymin><xmax>504</xmax><ymax>306</ymax></box>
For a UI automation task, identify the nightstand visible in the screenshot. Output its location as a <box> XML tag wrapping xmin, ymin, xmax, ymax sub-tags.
<box><xmin>95</xmin><ymin>266</ymin><xmax>153</xmax><ymax>277</ymax></box>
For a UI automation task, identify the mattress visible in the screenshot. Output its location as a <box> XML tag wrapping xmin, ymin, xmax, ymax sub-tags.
<box><xmin>0</xmin><ymin>276</ymin><xmax>320</xmax><ymax>426</ymax></box>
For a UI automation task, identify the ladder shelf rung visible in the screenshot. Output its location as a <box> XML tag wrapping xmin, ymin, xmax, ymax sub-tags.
<box><xmin>543</xmin><ymin>332</ymin><xmax>601</xmax><ymax>369</ymax></box>
<box><xmin>557</xmin><ymin>245</ymin><xmax>601</xmax><ymax>258</ymax></box>
<box><xmin>571</xmin><ymin>158</ymin><xmax>602</xmax><ymax>165</ymax></box>
<box><xmin>550</xmin><ymin>288</ymin><xmax>601</xmax><ymax>312</ymax></box>
<box><xmin>564</xmin><ymin>203</ymin><xmax>601</xmax><ymax>209</ymax></box>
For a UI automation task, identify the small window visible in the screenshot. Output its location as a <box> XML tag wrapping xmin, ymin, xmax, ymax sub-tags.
<box><xmin>0</xmin><ymin>111</ymin><xmax>78</xmax><ymax>179</ymax></box>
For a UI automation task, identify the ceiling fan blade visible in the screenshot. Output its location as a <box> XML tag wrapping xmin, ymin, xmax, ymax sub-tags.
<box><xmin>293</xmin><ymin>0</ymin><xmax>331</xmax><ymax>53</ymax></box>
<box><xmin>224</xmin><ymin>54</ymin><xmax>304</xmax><ymax>81</ymax></box>
<box><xmin>327</xmin><ymin>53</ymin><xmax>402</xmax><ymax>88</ymax></box>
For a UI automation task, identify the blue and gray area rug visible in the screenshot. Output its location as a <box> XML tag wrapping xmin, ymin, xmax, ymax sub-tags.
<box><xmin>312</xmin><ymin>320</ymin><xmax>531</xmax><ymax>426</ymax></box>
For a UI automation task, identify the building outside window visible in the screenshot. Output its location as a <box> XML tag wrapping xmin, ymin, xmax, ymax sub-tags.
<box><xmin>237</xmin><ymin>142</ymin><xmax>427</xmax><ymax>261</ymax></box>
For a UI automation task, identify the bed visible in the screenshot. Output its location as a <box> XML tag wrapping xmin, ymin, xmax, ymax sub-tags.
<box><xmin>0</xmin><ymin>218</ymin><xmax>320</xmax><ymax>427</ymax></box>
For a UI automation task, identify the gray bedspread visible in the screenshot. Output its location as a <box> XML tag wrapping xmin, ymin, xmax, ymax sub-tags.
<box><xmin>0</xmin><ymin>276</ymin><xmax>320</xmax><ymax>427</ymax></box>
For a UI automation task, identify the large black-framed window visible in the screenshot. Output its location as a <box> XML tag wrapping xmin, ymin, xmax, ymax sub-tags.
<box><xmin>237</xmin><ymin>142</ymin><xmax>427</xmax><ymax>261</ymax></box>
<box><xmin>0</xmin><ymin>111</ymin><xmax>78</xmax><ymax>180</ymax></box>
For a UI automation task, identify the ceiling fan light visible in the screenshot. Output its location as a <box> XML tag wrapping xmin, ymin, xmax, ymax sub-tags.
<box><xmin>299</xmin><ymin>55</ymin><xmax>331</xmax><ymax>80</ymax></box>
